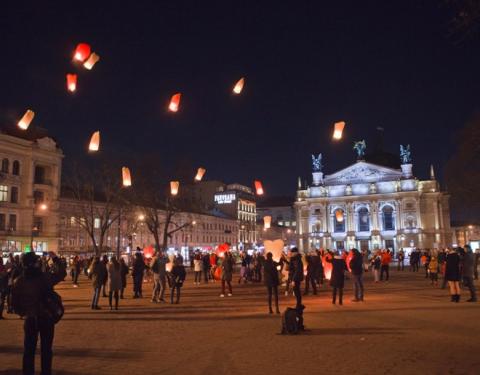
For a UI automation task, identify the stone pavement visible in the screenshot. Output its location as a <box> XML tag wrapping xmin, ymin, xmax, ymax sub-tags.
<box><xmin>0</xmin><ymin>270</ymin><xmax>479</xmax><ymax>375</ymax></box>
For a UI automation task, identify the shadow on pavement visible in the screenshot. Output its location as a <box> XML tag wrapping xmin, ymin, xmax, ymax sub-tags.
<box><xmin>303</xmin><ymin>327</ymin><xmax>405</xmax><ymax>336</ymax></box>
<box><xmin>0</xmin><ymin>345</ymin><xmax>136</xmax><ymax>359</ymax></box>
<box><xmin>0</xmin><ymin>370</ymin><xmax>84</xmax><ymax>375</ymax></box>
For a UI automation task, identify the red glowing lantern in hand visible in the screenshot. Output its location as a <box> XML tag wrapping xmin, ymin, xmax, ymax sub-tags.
<box><xmin>168</xmin><ymin>93</ymin><xmax>181</xmax><ymax>112</ymax></box>
<box><xmin>143</xmin><ymin>245</ymin><xmax>155</xmax><ymax>259</ymax></box>
<box><xmin>73</xmin><ymin>43</ymin><xmax>91</xmax><ymax>62</ymax></box>
<box><xmin>322</xmin><ymin>253</ymin><xmax>333</xmax><ymax>280</ymax></box>
<box><xmin>216</xmin><ymin>243</ymin><xmax>230</xmax><ymax>258</ymax></box>
<box><xmin>66</xmin><ymin>74</ymin><xmax>77</xmax><ymax>92</ymax></box>
<box><xmin>214</xmin><ymin>266</ymin><xmax>223</xmax><ymax>281</ymax></box>
<box><xmin>254</xmin><ymin>180</ymin><xmax>264</xmax><ymax>195</ymax></box>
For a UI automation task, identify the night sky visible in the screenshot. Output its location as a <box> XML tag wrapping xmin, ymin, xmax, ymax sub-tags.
<box><xmin>1</xmin><ymin>1</ymin><xmax>479</xmax><ymax>197</ymax></box>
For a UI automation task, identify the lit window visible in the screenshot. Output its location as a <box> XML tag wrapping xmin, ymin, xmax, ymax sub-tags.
<box><xmin>94</xmin><ymin>218</ymin><xmax>101</xmax><ymax>229</ymax></box>
<box><xmin>285</xmin><ymin>221</ymin><xmax>290</xmax><ymax>226</ymax></box>
<box><xmin>70</xmin><ymin>216</ymin><xmax>76</xmax><ymax>226</ymax></box>
<box><xmin>278</xmin><ymin>221</ymin><xmax>284</xmax><ymax>226</ymax></box>
<box><xmin>0</xmin><ymin>185</ymin><xmax>7</xmax><ymax>202</ymax></box>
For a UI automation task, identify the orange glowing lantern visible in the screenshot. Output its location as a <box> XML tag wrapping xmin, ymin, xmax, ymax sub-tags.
<box><xmin>18</xmin><ymin>110</ymin><xmax>35</xmax><ymax>130</ymax></box>
<box><xmin>194</xmin><ymin>167</ymin><xmax>206</xmax><ymax>181</ymax></box>
<box><xmin>264</xmin><ymin>239</ymin><xmax>284</xmax><ymax>262</ymax></box>
<box><xmin>73</xmin><ymin>43</ymin><xmax>91</xmax><ymax>62</ymax></box>
<box><xmin>233</xmin><ymin>77</ymin><xmax>245</xmax><ymax>94</ymax></box>
<box><xmin>333</xmin><ymin>121</ymin><xmax>345</xmax><ymax>140</ymax></box>
<box><xmin>122</xmin><ymin>167</ymin><xmax>132</xmax><ymax>187</ymax></box>
<box><xmin>88</xmin><ymin>131</ymin><xmax>100</xmax><ymax>152</ymax></box>
<box><xmin>322</xmin><ymin>253</ymin><xmax>333</xmax><ymax>280</ymax></box>
<box><xmin>263</xmin><ymin>215</ymin><xmax>272</xmax><ymax>229</ymax></box>
<box><xmin>143</xmin><ymin>245</ymin><xmax>155</xmax><ymax>259</ymax></box>
<box><xmin>254</xmin><ymin>180</ymin><xmax>264</xmax><ymax>195</ymax></box>
<box><xmin>66</xmin><ymin>74</ymin><xmax>77</xmax><ymax>92</ymax></box>
<box><xmin>83</xmin><ymin>52</ymin><xmax>100</xmax><ymax>70</ymax></box>
<box><xmin>335</xmin><ymin>210</ymin><xmax>344</xmax><ymax>223</ymax></box>
<box><xmin>216</xmin><ymin>243</ymin><xmax>230</xmax><ymax>259</ymax></box>
<box><xmin>170</xmin><ymin>181</ymin><xmax>179</xmax><ymax>196</ymax></box>
<box><xmin>168</xmin><ymin>93</ymin><xmax>181</xmax><ymax>112</ymax></box>
<box><xmin>214</xmin><ymin>266</ymin><xmax>223</xmax><ymax>280</ymax></box>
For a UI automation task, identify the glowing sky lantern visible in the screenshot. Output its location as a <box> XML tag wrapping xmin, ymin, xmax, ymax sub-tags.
<box><xmin>254</xmin><ymin>180</ymin><xmax>264</xmax><ymax>195</ymax></box>
<box><xmin>263</xmin><ymin>215</ymin><xmax>272</xmax><ymax>229</ymax></box>
<box><xmin>264</xmin><ymin>239</ymin><xmax>284</xmax><ymax>262</ymax></box>
<box><xmin>335</xmin><ymin>210</ymin><xmax>344</xmax><ymax>223</ymax></box>
<box><xmin>66</xmin><ymin>74</ymin><xmax>77</xmax><ymax>93</ymax></box>
<box><xmin>122</xmin><ymin>167</ymin><xmax>132</xmax><ymax>187</ymax></box>
<box><xmin>168</xmin><ymin>93</ymin><xmax>181</xmax><ymax>112</ymax></box>
<box><xmin>170</xmin><ymin>181</ymin><xmax>179</xmax><ymax>196</ymax></box>
<box><xmin>18</xmin><ymin>110</ymin><xmax>35</xmax><ymax>130</ymax></box>
<box><xmin>233</xmin><ymin>77</ymin><xmax>245</xmax><ymax>94</ymax></box>
<box><xmin>333</xmin><ymin>121</ymin><xmax>346</xmax><ymax>140</ymax></box>
<box><xmin>88</xmin><ymin>131</ymin><xmax>100</xmax><ymax>152</ymax></box>
<box><xmin>194</xmin><ymin>167</ymin><xmax>206</xmax><ymax>181</ymax></box>
<box><xmin>73</xmin><ymin>43</ymin><xmax>91</xmax><ymax>62</ymax></box>
<box><xmin>216</xmin><ymin>243</ymin><xmax>230</xmax><ymax>259</ymax></box>
<box><xmin>83</xmin><ymin>52</ymin><xmax>100</xmax><ymax>70</ymax></box>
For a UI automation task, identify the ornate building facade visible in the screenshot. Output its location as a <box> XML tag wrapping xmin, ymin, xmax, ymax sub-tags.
<box><xmin>295</xmin><ymin>146</ymin><xmax>453</xmax><ymax>253</ymax></box>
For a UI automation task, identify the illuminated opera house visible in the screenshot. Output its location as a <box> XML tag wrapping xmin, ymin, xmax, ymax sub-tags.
<box><xmin>295</xmin><ymin>142</ymin><xmax>453</xmax><ymax>254</ymax></box>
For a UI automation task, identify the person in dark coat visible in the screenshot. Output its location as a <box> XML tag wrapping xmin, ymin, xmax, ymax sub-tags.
<box><xmin>132</xmin><ymin>252</ymin><xmax>145</xmax><ymax>298</ymax></box>
<box><xmin>11</xmin><ymin>252</ymin><xmax>63</xmax><ymax>375</ymax></box>
<box><xmin>263</xmin><ymin>252</ymin><xmax>280</xmax><ymax>314</ymax></box>
<box><xmin>349</xmin><ymin>248</ymin><xmax>364</xmax><ymax>302</ymax></box>
<box><xmin>304</xmin><ymin>253</ymin><xmax>318</xmax><ymax>295</ymax></box>
<box><xmin>119</xmin><ymin>258</ymin><xmax>129</xmax><ymax>299</ymax></box>
<box><xmin>445</xmin><ymin>248</ymin><xmax>462</xmax><ymax>302</ymax></box>
<box><xmin>462</xmin><ymin>245</ymin><xmax>477</xmax><ymax>302</ymax></box>
<box><xmin>101</xmin><ymin>255</ymin><xmax>109</xmax><ymax>297</ymax></box>
<box><xmin>288</xmin><ymin>248</ymin><xmax>304</xmax><ymax>308</ymax></box>
<box><xmin>170</xmin><ymin>258</ymin><xmax>186</xmax><ymax>304</ymax></box>
<box><xmin>202</xmin><ymin>252</ymin><xmax>211</xmax><ymax>283</ymax></box>
<box><xmin>0</xmin><ymin>257</ymin><xmax>7</xmax><ymax>319</ymax></box>
<box><xmin>220</xmin><ymin>252</ymin><xmax>235</xmax><ymax>297</ymax></box>
<box><xmin>328</xmin><ymin>252</ymin><xmax>347</xmax><ymax>305</ymax></box>
<box><xmin>89</xmin><ymin>256</ymin><xmax>106</xmax><ymax>309</ymax></box>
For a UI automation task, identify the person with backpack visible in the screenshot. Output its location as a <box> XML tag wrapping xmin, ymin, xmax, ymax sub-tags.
<box><xmin>263</xmin><ymin>252</ymin><xmax>281</xmax><ymax>314</ymax></box>
<box><xmin>11</xmin><ymin>251</ymin><xmax>64</xmax><ymax>375</ymax></box>
<box><xmin>170</xmin><ymin>258</ymin><xmax>186</xmax><ymax>304</ymax></box>
<box><xmin>150</xmin><ymin>251</ymin><xmax>169</xmax><ymax>303</ymax></box>
<box><xmin>88</xmin><ymin>256</ymin><xmax>106</xmax><ymax>310</ymax></box>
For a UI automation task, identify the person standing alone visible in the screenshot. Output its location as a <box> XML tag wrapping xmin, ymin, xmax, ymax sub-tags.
<box><xmin>288</xmin><ymin>248</ymin><xmax>304</xmax><ymax>308</ymax></box>
<box><xmin>349</xmin><ymin>249</ymin><xmax>364</xmax><ymax>302</ymax></box>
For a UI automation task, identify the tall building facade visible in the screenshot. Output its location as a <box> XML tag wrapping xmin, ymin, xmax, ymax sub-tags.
<box><xmin>0</xmin><ymin>127</ymin><xmax>63</xmax><ymax>253</ymax></box>
<box><xmin>295</xmin><ymin>149</ymin><xmax>453</xmax><ymax>253</ymax></box>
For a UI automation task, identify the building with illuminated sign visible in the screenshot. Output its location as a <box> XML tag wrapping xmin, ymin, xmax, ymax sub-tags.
<box><xmin>295</xmin><ymin>146</ymin><xmax>453</xmax><ymax>254</ymax></box>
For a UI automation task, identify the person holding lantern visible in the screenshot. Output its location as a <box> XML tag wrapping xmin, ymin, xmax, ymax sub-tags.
<box><xmin>220</xmin><ymin>251</ymin><xmax>235</xmax><ymax>297</ymax></box>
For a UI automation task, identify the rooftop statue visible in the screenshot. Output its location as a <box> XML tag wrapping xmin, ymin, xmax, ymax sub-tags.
<box><xmin>400</xmin><ymin>144</ymin><xmax>412</xmax><ymax>164</ymax></box>
<box><xmin>311</xmin><ymin>153</ymin><xmax>323</xmax><ymax>172</ymax></box>
<box><xmin>353</xmin><ymin>140</ymin><xmax>366</xmax><ymax>160</ymax></box>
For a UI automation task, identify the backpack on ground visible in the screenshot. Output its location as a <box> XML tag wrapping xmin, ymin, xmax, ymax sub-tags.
<box><xmin>281</xmin><ymin>305</ymin><xmax>305</xmax><ymax>335</ymax></box>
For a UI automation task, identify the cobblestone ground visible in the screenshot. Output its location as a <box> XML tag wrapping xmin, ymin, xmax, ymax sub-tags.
<box><xmin>0</xmin><ymin>269</ymin><xmax>479</xmax><ymax>375</ymax></box>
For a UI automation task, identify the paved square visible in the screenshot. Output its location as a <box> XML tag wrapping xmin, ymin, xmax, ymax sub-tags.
<box><xmin>1</xmin><ymin>270</ymin><xmax>479</xmax><ymax>375</ymax></box>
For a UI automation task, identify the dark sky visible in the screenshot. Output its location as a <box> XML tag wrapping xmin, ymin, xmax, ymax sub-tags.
<box><xmin>1</xmin><ymin>1</ymin><xmax>479</xmax><ymax>197</ymax></box>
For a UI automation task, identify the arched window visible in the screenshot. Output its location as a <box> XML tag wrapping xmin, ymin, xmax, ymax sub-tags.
<box><xmin>382</xmin><ymin>206</ymin><xmax>395</xmax><ymax>230</ymax></box>
<box><xmin>311</xmin><ymin>221</ymin><xmax>321</xmax><ymax>233</ymax></box>
<box><xmin>358</xmin><ymin>207</ymin><xmax>370</xmax><ymax>232</ymax></box>
<box><xmin>334</xmin><ymin>209</ymin><xmax>345</xmax><ymax>232</ymax></box>
<box><xmin>1</xmin><ymin>158</ymin><xmax>8</xmax><ymax>173</ymax></box>
<box><xmin>12</xmin><ymin>160</ymin><xmax>20</xmax><ymax>175</ymax></box>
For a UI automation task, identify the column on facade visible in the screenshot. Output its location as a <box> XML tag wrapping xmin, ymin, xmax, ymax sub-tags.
<box><xmin>395</xmin><ymin>200</ymin><xmax>402</xmax><ymax>231</ymax></box>
<box><xmin>371</xmin><ymin>201</ymin><xmax>379</xmax><ymax>231</ymax></box>
<box><xmin>415</xmin><ymin>199</ymin><xmax>422</xmax><ymax>229</ymax></box>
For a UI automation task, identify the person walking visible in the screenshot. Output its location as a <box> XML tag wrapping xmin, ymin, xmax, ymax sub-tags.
<box><xmin>288</xmin><ymin>248</ymin><xmax>304</xmax><ymax>308</ymax></box>
<box><xmin>263</xmin><ymin>252</ymin><xmax>280</xmax><ymax>314</ymax></box>
<box><xmin>462</xmin><ymin>245</ymin><xmax>477</xmax><ymax>302</ymax></box>
<box><xmin>88</xmin><ymin>256</ymin><xmax>106</xmax><ymax>310</ymax></box>
<box><xmin>150</xmin><ymin>251</ymin><xmax>169</xmax><ymax>303</ymax></box>
<box><xmin>328</xmin><ymin>251</ymin><xmax>347</xmax><ymax>305</ymax></box>
<box><xmin>220</xmin><ymin>252</ymin><xmax>235</xmax><ymax>297</ymax></box>
<box><xmin>107</xmin><ymin>256</ymin><xmax>122</xmax><ymax>310</ymax></box>
<box><xmin>193</xmin><ymin>253</ymin><xmax>203</xmax><ymax>285</ymax></box>
<box><xmin>445</xmin><ymin>248</ymin><xmax>462</xmax><ymax>302</ymax></box>
<box><xmin>119</xmin><ymin>258</ymin><xmax>129</xmax><ymax>299</ymax></box>
<box><xmin>132</xmin><ymin>252</ymin><xmax>145</xmax><ymax>298</ymax></box>
<box><xmin>349</xmin><ymin>249</ymin><xmax>364</xmax><ymax>302</ymax></box>
<box><xmin>11</xmin><ymin>252</ymin><xmax>64</xmax><ymax>375</ymax></box>
<box><xmin>170</xmin><ymin>258</ymin><xmax>186</xmax><ymax>304</ymax></box>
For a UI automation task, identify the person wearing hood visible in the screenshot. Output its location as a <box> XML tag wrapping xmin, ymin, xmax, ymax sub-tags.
<box><xmin>462</xmin><ymin>245</ymin><xmax>477</xmax><ymax>302</ymax></box>
<box><xmin>327</xmin><ymin>251</ymin><xmax>347</xmax><ymax>305</ymax></box>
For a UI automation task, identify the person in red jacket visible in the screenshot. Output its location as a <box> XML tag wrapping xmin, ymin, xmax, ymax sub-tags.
<box><xmin>380</xmin><ymin>250</ymin><xmax>392</xmax><ymax>281</ymax></box>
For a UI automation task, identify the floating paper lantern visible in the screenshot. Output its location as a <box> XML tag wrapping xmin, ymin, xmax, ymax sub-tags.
<box><xmin>335</xmin><ymin>210</ymin><xmax>344</xmax><ymax>223</ymax></box>
<box><xmin>264</xmin><ymin>239</ymin><xmax>284</xmax><ymax>262</ymax></box>
<box><xmin>122</xmin><ymin>167</ymin><xmax>132</xmax><ymax>187</ymax></box>
<box><xmin>66</xmin><ymin>74</ymin><xmax>77</xmax><ymax>92</ymax></box>
<box><xmin>254</xmin><ymin>180</ymin><xmax>264</xmax><ymax>195</ymax></box>
<box><xmin>333</xmin><ymin>121</ymin><xmax>345</xmax><ymax>140</ymax></box>
<box><xmin>83</xmin><ymin>52</ymin><xmax>100</xmax><ymax>70</ymax></box>
<box><xmin>18</xmin><ymin>110</ymin><xmax>35</xmax><ymax>130</ymax></box>
<box><xmin>195</xmin><ymin>167</ymin><xmax>206</xmax><ymax>181</ymax></box>
<box><xmin>88</xmin><ymin>131</ymin><xmax>100</xmax><ymax>152</ymax></box>
<box><xmin>170</xmin><ymin>181</ymin><xmax>179</xmax><ymax>196</ymax></box>
<box><xmin>263</xmin><ymin>215</ymin><xmax>272</xmax><ymax>229</ymax></box>
<box><xmin>233</xmin><ymin>77</ymin><xmax>245</xmax><ymax>94</ymax></box>
<box><xmin>168</xmin><ymin>93</ymin><xmax>181</xmax><ymax>112</ymax></box>
<box><xmin>73</xmin><ymin>43</ymin><xmax>91</xmax><ymax>62</ymax></box>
